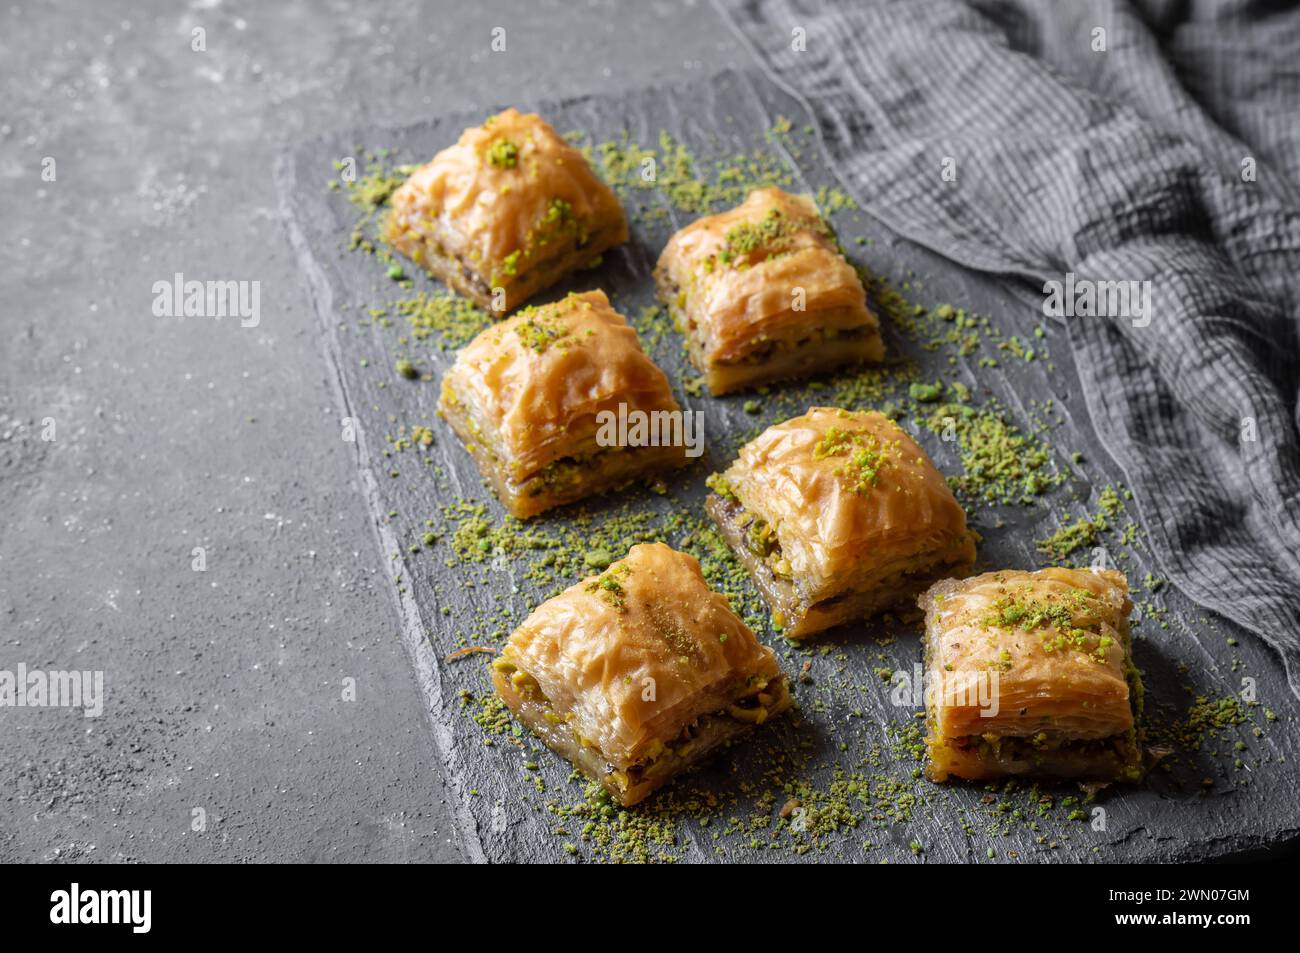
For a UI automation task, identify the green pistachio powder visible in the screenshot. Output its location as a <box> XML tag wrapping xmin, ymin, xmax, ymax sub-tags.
<box><xmin>328</xmin><ymin>120</ymin><xmax>1275</xmax><ymax>863</ymax></box>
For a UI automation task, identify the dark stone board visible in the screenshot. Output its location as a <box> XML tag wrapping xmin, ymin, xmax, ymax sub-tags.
<box><xmin>277</xmin><ymin>69</ymin><xmax>1300</xmax><ymax>864</ymax></box>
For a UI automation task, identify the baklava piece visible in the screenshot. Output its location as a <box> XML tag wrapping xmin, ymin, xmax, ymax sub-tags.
<box><xmin>492</xmin><ymin>543</ymin><xmax>792</xmax><ymax>806</ymax></box>
<box><xmin>654</xmin><ymin>187</ymin><xmax>883</xmax><ymax>395</ymax></box>
<box><xmin>438</xmin><ymin>290</ymin><xmax>688</xmax><ymax>519</ymax></box>
<box><xmin>706</xmin><ymin>407</ymin><xmax>975</xmax><ymax>639</ymax></box>
<box><xmin>920</xmin><ymin>568</ymin><xmax>1144</xmax><ymax>784</ymax></box>
<box><xmin>385</xmin><ymin>108</ymin><xmax>628</xmax><ymax>312</ymax></box>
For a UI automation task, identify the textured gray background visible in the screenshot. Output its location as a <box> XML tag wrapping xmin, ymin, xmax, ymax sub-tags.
<box><xmin>0</xmin><ymin>0</ymin><xmax>742</xmax><ymax>863</ymax></box>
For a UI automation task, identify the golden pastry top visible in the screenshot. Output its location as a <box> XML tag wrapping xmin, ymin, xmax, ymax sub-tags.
<box><xmin>714</xmin><ymin>407</ymin><xmax>971</xmax><ymax>593</ymax></box>
<box><xmin>656</xmin><ymin>188</ymin><xmax>874</xmax><ymax>361</ymax></box>
<box><xmin>921</xmin><ymin>568</ymin><xmax>1135</xmax><ymax>741</ymax></box>
<box><xmin>389</xmin><ymin>109</ymin><xmax>626</xmax><ymax>285</ymax></box>
<box><xmin>439</xmin><ymin>290</ymin><xmax>678</xmax><ymax>481</ymax></box>
<box><xmin>501</xmin><ymin>543</ymin><xmax>784</xmax><ymax>767</ymax></box>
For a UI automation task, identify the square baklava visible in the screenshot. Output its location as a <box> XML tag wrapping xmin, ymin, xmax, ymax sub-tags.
<box><xmin>492</xmin><ymin>542</ymin><xmax>792</xmax><ymax>806</ymax></box>
<box><xmin>438</xmin><ymin>289</ymin><xmax>688</xmax><ymax>518</ymax></box>
<box><xmin>705</xmin><ymin>407</ymin><xmax>975</xmax><ymax>639</ymax></box>
<box><xmin>654</xmin><ymin>187</ymin><xmax>883</xmax><ymax>395</ymax></box>
<box><xmin>385</xmin><ymin>108</ymin><xmax>628</xmax><ymax>312</ymax></box>
<box><xmin>919</xmin><ymin>568</ymin><xmax>1144</xmax><ymax>783</ymax></box>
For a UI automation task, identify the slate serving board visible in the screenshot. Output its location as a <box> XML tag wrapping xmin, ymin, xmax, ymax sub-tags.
<box><xmin>278</xmin><ymin>69</ymin><xmax>1299</xmax><ymax>863</ymax></box>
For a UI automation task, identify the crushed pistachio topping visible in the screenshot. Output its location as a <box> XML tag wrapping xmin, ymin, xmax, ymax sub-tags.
<box><xmin>334</xmin><ymin>151</ymin><xmax>415</xmax><ymax>255</ymax></box>
<box><xmin>909</xmin><ymin>381</ymin><xmax>943</xmax><ymax>403</ymax></box>
<box><xmin>1037</xmin><ymin>484</ymin><xmax>1129</xmax><ymax>561</ymax></box>
<box><xmin>716</xmin><ymin>206</ymin><xmax>815</xmax><ymax>268</ymax></box>
<box><xmin>585</xmin><ymin>562</ymin><xmax>632</xmax><ymax>609</ymax></box>
<box><xmin>490</xmin><ymin>198</ymin><xmax>587</xmax><ymax>285</ymax></box>
<box><xmin>394</xmin><ymin>291</ymin><xmax>493</xmax><ymax>349</ymax></box>
<box><xmin>345</xmin><ymin>162</ymin><xmax>407</xmax><ymax>210</ymax></box>
<box><xmin>982</xmin><ymin>587</ymin><xmax>1111</xmax><ymax>662</ymax></box>
<box><xmin>584</xmin><ymin>549</ymin><xmax>614</xmax><ymax>570</ymax></box>
<box><xmin>1036</xmin><ymin>516</ymin><xmax>1102</xmax><ymax>560</ymax></box>
<box><xmin>813</xmin><ymin>425</ymin><xmax>894</xmax><ymax>494</ymax></box>
<box><xmin>486</xmin><ymin>138</ymin><xmax>519</xmax><ymax>169</ymax></box>
<box><xmin>1186</xmin><ymin>695</ymin><xmax>1248</xmax><ymax>734</ymax></box>
<box><xmin>705</xmin><ymin>472</ymin><xmax>738</xmax><ymax>502</ymax></box>
<box><xmin>585</xmin><ymin>129</ymin><xmax>794</xmax><ymax>225</ymax></box>
<box><xmin>724</xmin><ymin>208</ymin><xmax>790</xmax><ymax>255</ymax></box>
<box><xmin>542</xmin><ymin>197</ymin><xmax>574</xmax><ymax>228</ymax></box>
<box><xmin>920</xmin><ymin>402</ymin><xmax>1060</xmax><ymax>505</ymax></box>
<box><xmin>513</xmin><ymin>309</ymin><xmax>569</xmax><ymax>353</ymax></box>
<box><xmin>498</xmin><ymin>250</ymin><xmax>521</xmax><ymax>278</ymax></box>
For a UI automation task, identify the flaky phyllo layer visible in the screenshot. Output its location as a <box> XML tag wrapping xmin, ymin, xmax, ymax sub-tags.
<box><xmin>654</xmin><ymin>187</ymin><xmax>882</xmax><ymax>393</ymax></box>
<box><xmin>706</xmin><ymin>407</ymin><xmax>974</xmax><ymax>638</ymax></box>
<box><xmin>919</xmin><ymin>568</ymin><xmax>1145</xmax><ymax>783</ymax></box>
<box><xmin>385</xmin><ymin>108</ymin><xmax>627</xmax><ymax>311</ymax></box>
<box><xmin>438</xmin><ymin>290</ymin><xmax>688</xmax><ymax>518</ymax></box>
<box><xmin>492</xmin><ymin>543</ymin><xmax>791</xmax><ymax>805</ymax></box>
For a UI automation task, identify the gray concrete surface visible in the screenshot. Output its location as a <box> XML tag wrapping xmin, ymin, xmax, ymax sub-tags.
<box><xmin>0</xmin><ymin>0</ymin><xmax>744</xmax><ymax>863</ymax></box>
